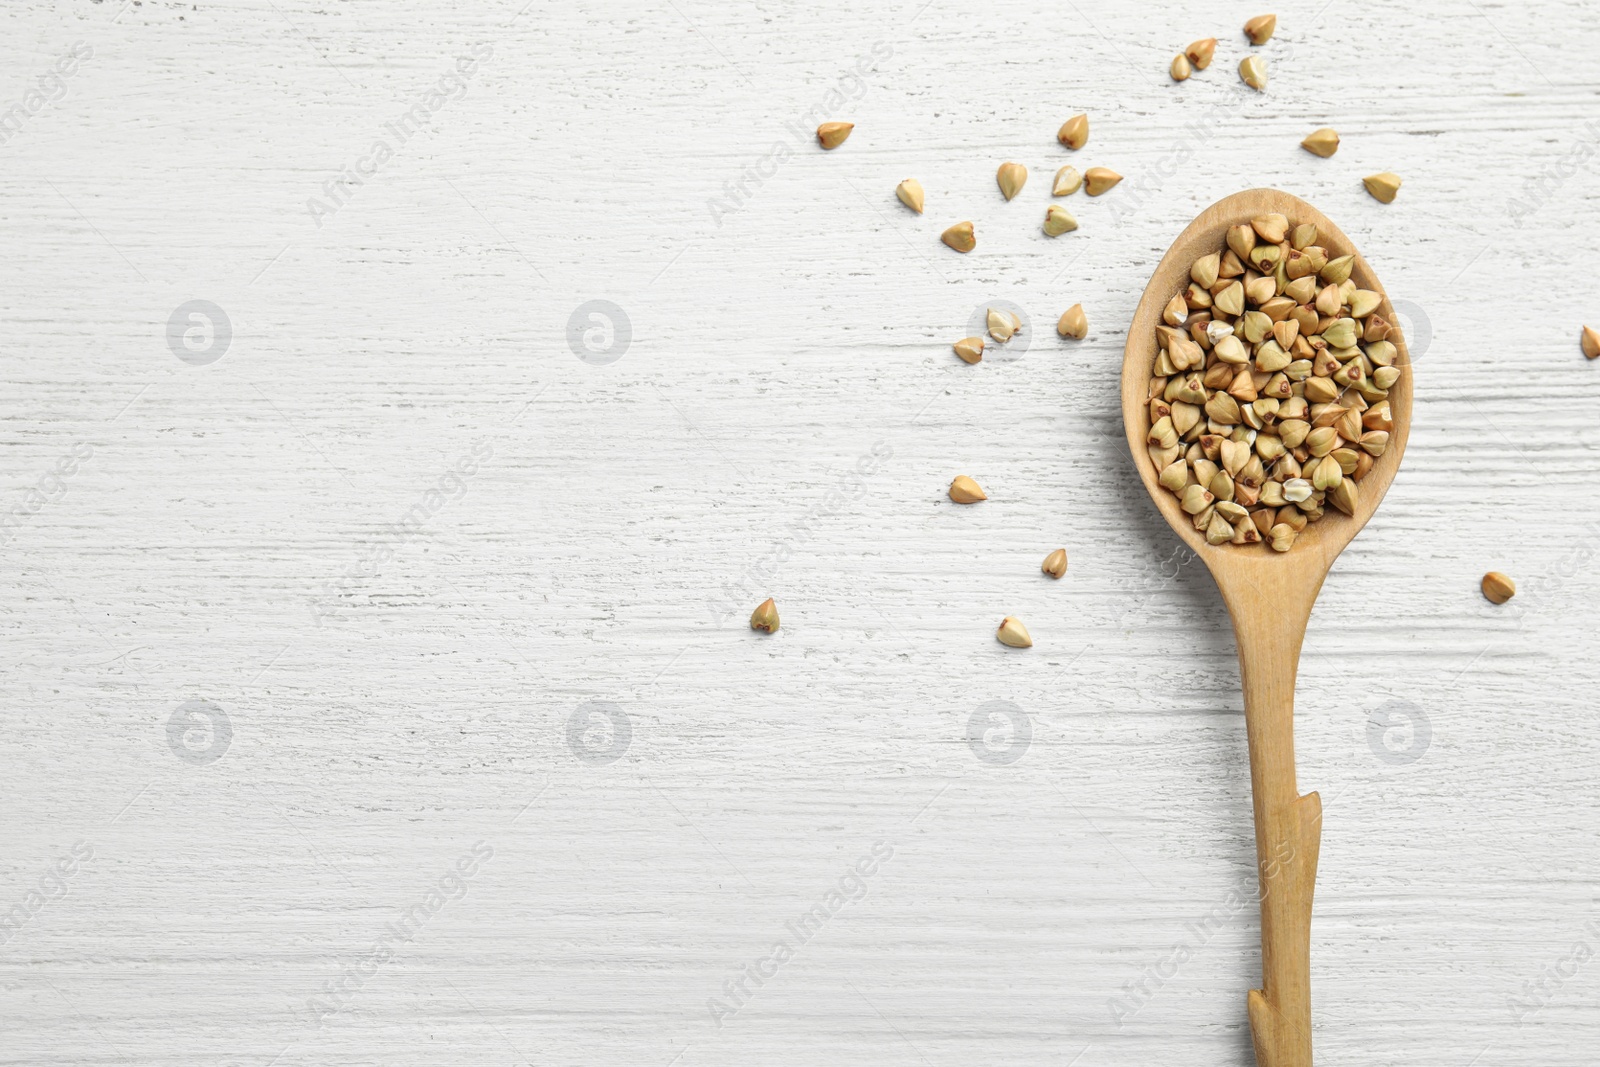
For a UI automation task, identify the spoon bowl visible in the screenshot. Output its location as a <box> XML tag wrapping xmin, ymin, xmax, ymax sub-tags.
<box><xmin>1123</xmin><ymin>188</ymin><xmax>1413</xmax><ymax>566</ymax></box>
<box><xmin>1120</xmin><ymin>188</ymin><xmax>1412</xmax><ymax>1067</ymax></box>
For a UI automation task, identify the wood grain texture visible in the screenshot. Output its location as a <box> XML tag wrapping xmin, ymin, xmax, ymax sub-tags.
<box><xmin>1</xmin><ymin>1</ymin><xmax>1599</xmax><ymax>1066</ymax></box>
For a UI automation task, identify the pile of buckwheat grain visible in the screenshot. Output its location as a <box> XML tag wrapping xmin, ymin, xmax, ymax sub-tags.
<box><xmin>1144</xmin><ymin>214</ymin><xmax>1400</xmax><ymax>552</ymax></box>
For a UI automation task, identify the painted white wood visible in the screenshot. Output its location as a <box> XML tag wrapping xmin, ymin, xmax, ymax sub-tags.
<box><xmin>1</xmin><ymin>0</ymin><xmax>1598</xmax><ymax>1064</ymax></box>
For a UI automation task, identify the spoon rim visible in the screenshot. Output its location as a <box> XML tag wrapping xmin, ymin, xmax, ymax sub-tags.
<box><xmin>1120</xmin><ymin>187</ymin><xmax>1413</xmax><ymax>574</ymax></box>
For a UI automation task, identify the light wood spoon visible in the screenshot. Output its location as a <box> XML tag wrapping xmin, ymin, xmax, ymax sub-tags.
<box><xmin>1120</xmin><ymin>188</ymin><xmax>1412</xmax><ymax>1067</ymax></box>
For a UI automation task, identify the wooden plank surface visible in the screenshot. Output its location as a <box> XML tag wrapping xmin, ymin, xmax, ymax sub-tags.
<box><xmin>1</xmin><ymin>1</ymin><xmax>1598</xmax><ymax>1064</ymax></box>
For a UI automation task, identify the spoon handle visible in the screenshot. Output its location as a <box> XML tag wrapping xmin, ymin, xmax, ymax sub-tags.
<box><xmin>1224</xmin><ymin>573</ymin><xmax>1325</xmax><ymax>1067</ymax></box>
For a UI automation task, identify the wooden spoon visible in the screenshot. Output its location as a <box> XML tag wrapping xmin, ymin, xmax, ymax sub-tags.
<box><xmin>1120</xmin><ymin>189</ymin><xmax>1412</xmax><ymax>1067</ymax></box>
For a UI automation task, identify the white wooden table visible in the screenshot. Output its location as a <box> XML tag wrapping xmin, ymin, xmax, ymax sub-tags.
<box><xmin>2</xmin><ymin>1</ymin><xmax>1598</xmax><ymax>1064</ymax></box>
